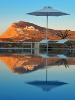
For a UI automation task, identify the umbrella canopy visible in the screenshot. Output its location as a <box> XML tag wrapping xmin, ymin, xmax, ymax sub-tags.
<box><xmin>26</xmin><ymin>80</ymin><xmax>68</xmax><ymax>92</ymax></box>
<box><xmin>27</xmin><ymin>6</ymin><xmax>70</xmax><ymax>40</ymax></box>
<box><xmin>27</xmin><ymin>6</ymin><xmax>70</xmax><ymax>16</ymax></box>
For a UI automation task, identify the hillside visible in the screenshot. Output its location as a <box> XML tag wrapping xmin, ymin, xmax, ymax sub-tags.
<box><xmin>0</xmin><ymin>21</ymin><xmax>75</xmax><ymax>42</ymax></box>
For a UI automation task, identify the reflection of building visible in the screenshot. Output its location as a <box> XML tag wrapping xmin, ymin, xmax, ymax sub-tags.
<box><xmin>0</xmin><ymin>46</ymin><xmax>75</xmax><ymax>59</ymax></box>
<box><xmin>23</xmin><ymin>65</ymin><xmax>38</xmax><ymax>70</ymax></box>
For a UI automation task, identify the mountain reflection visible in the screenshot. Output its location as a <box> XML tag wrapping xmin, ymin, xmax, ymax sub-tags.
<box><xmin>0</xmin><ymin>49</ymin><xmax>75</xmax><ymax>74</ymax></box>
<box><xmin>0</xmin><ymin>54</ymin><xmax>46</xmax><ymax>74</ymax></box>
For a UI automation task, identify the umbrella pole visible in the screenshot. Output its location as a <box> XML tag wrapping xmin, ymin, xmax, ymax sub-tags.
<box><xmin>46</xmin><ymin>14</ymin><xmax>48</xmax><ymax>83</ymax></box>
<box><xmin>46</xmin><ymin>57</ymin><xmax>47</xmax><ymax>83</ymax></box>
<box><xmin>46</xmin><ymin>14</ymin><xmax>48</xmax><ymax>40</ymax></box>
<box><xmin>46</xmin><ymin>14</ymin><xmax>48</xmax><ymax>59</ymax></box>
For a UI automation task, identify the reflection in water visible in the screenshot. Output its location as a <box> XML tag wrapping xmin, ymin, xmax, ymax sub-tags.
<box><xmin>0</xmin><ymin>54</ymin><xmax>45</xmax><ymax>74</ymax></box>
<box><xmin>0</xmin><ymin>49</ymin><xmax>75</xmax><ymax>74</ymax></box>
<box><xmin>0</xmin><ymin>49</ymin><xmax>73</xmax><ymax>93</ymax></box>
<box><xmin>54</xmin><ymin>59</ymin><xmax>69</xmax><ymax>68</ymax></box>
<box><xmin>1</xmin><ymin>48</ymin><xmax>75</xmax><ymax>100</ymax></box>
<box><xmin>26</xmin><ymin>81</ymin><xmax>68</xmax><ymax>92</ymax></box>
<box><xmin>26</xmin><ymin>57</ymin><xmax>68</xmax><ymax>92</ymax></box>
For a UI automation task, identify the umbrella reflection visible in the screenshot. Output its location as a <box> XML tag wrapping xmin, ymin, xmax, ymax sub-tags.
<box><xmin>26</xmin><ymin>80</ymin><xmax>68</xmax><ymax>92</ymax></box>
<box><xmin>26</xmin><ymin>57</ymin><xmax>68</xmax><ymax>92</ymax></box>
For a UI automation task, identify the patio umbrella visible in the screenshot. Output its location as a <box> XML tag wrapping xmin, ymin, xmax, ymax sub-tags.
<box><xmin>27</xmin><ymin>6</ymin><xmax>70</xmax><ymax>40</ymax></box>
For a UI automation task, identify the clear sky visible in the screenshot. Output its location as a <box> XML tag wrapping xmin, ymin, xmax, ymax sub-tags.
<box><xmin>0</xmin><ymin>0</ymin><xmax>75</xmax><ymax>35</ymax></box>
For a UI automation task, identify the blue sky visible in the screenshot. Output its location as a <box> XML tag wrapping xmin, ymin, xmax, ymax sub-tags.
<box><xmin>0</xmin><ymin>0</ymin><xmax>75</xmax><ymax>35</ymax></box>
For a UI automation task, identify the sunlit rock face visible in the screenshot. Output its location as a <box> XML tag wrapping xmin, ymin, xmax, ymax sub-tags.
<box><xmin>0</xmin><ymin>21</ymin><xmax>75</xmax><ymax>42</ymax></box>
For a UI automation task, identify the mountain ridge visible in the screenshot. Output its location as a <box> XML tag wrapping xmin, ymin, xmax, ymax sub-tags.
<box><xmin>0</xmin><ymin>21</ymin><xmax>75</xmax><ymax>42</ymax></box>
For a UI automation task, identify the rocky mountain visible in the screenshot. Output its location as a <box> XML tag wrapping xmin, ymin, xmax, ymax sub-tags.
<box><xmin>0</xmin><ymin>21</ymin><xmax>75</xmax><ymax>42</ymax></box>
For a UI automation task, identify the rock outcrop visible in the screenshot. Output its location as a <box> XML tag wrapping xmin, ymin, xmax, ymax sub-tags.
<box><xmin>1</xmin><ymin>21</ymin><xmax>74</xmax><ymax>42</ymax></box>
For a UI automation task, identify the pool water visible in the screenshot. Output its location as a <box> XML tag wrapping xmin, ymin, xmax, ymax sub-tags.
<box><xmin>0</xmin><ymin>49</ymin><xmax>75</xmax><ymax>100</ymax></box>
